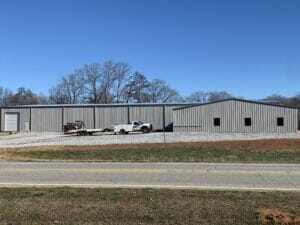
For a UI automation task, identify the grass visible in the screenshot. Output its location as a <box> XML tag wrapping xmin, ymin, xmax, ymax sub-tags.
<box><xmin>1</xmin><ymin>139</ymin><xmax>300</xmax><ymax>163</ymax></box>
<box><xmin>0</xmin><ymin>188</ymin><xmax>299</xmax><ymax>225</ymax></box>
<box><xmin>11</xmin><ymin>146</ymin><xmax>300</xmax><ymax>163</ymax></box>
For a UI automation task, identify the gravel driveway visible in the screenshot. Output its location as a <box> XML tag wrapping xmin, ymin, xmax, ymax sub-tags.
<box><xmin>0</xmin><ymin>132</ymin><xmax>300</xmax><ymax>148</ymax></box>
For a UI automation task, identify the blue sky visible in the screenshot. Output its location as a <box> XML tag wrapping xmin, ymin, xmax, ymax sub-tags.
<box><xmin>0</xmin><ymin>0</ymin><xmax>299</xmax><ymax>99</ymax></box>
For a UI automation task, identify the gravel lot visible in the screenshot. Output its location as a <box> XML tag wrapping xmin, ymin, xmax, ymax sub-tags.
<box><xmin>0</xmin><ymin>132</ymin><xmax>300</xmax><ymax>148</ymax></box>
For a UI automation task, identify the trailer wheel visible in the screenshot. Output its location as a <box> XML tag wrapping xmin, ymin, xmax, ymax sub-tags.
<box><xmin>142</xmin><ymin>127</ymin><xmax>150</xmax><ymax>133</ymax></box>
<box><xmin>120</xmin><ymin>129</ymin><xmax>126</xmax><ymax>135</ymax></box>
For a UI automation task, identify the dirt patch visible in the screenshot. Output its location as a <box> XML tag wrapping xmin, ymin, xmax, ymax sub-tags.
<box><xmin>1</xmin><ymin>139</ymin><xmax>300</xmax><ymax>152</ymax></box>
<box><xmin>257</xmin><ymin>208</ymin><xmax>300</xmax><ymax>225</ymax></box>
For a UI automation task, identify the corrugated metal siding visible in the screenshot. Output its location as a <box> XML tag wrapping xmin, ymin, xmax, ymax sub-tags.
<box><xmin>1</xmin><ymin>101</ymin><xmax>297</xmax><ymax>133</ymax></box>
<box><xmin>173</xmin><ymin>100</ymin><xmax>298</xmax><ymax>133</ymax></box>
<box><xmin>64</xmin><ymin>107</ymin><xmax>94</xmax><ymax>129</ymax></box>
<box><xmin>298</xmin><ymin>109</ymin><xmax>300</xmax><ymax>130</ymax></box>
<box><xmin>31</xmin><ymin>107</ymin><xmax>62</xmax><ymax>132</ymax></box>
<box><xmin>164</xmin><ymin>105</ymin><xmax>179</xmax><ymax>130</ymax></box>
<box><xmin>129</xmin><ymin>106</ymin><xmax>163</xmax><ymax>130</ymax></box>
<box><xmin>95</xmin><ymin>106</ymin><xmax>128</xmax><ymax>129</ymax></box>
<box><xmin>1</xmin><ymin>108</ymin><xmax>30</xmax><ymax>132</ymax></box>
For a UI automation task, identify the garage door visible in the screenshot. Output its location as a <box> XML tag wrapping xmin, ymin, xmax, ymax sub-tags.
<box><xmin>5</xmin><ymin>113</ymin><xmax>19</xmax><ymax>131</ymax></box>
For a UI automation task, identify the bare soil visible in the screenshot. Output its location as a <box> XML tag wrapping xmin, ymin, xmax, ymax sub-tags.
<box><xmin>257</xmin><ymin>208</ymin><xmax>300</xmax><ymax>225</ymax></box>
<box><xmin>0</xmin><ymin>139</ymin><xmax>299</xmax><ymax>163</ymax></box>
<box><xmin>1</xmin><ymin>138</ymin><xmax>300</xmax><ymax>152</ymax></box>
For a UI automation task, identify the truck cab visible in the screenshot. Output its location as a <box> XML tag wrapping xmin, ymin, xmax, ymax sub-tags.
<box><xmin>114</xmin><ymin>120</ymin><xmax>152</xmax><ymax>134</ymax></box>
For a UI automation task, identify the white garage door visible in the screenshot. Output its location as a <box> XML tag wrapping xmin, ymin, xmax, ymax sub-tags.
<box><xmin>5</xmin><ymin>113</ymin><xmax>19</xmax><ymax>131</ymax></box>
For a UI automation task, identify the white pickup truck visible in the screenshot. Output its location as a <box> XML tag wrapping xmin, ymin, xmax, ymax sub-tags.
<box><xmin>114</xmin><ymin>121</ymin><xmax>152</xmax><ymax>134</ymax></box>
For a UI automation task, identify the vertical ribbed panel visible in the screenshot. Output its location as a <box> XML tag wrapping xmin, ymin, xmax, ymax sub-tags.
<box><xmin>95</xmin><ymin>106</ymin><xmax>128</xmax><ymax>129</ymax></box>
<box><xmin>129</xmin><ymin>106</ymin><xmax>164</xmax><ymax>130</ymax></box>
<box><xmin>1</xmin><ymin>108</ymin><xmax>30</xmax><ymax>131</ymax></box>
<box><xmin>31</xmin><ymin>107</ymin><xmax>62</xmax><ymax>132</ymax></box>
<box><xmin>64</xmin><ymin>107</ymin><xmax>94</xmax><ymax>129</ymax></box>
<box><xmin>164</xmin><ymin>106</ymin><xmax>179</xmax><ymax>129</ymax></box>
<box><xmin>173</xmin><ymin>100</ymin><xmax>298</xmax><ymax>133</ymax></box>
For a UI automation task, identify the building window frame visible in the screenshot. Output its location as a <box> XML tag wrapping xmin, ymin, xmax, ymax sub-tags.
<box><xmin>277</xmin><ymin>117</ymin><xmax>284</xmax><ymax>126</ymax></box>
<box><xmin>214</xmin><ymin>118</ymin><xmax>220</xmax><ymax>126</ymax></box>
<box><xmin>244</xmin><ymin>117</ymin><xmax>252</xmax><ymax>126</ymax></box>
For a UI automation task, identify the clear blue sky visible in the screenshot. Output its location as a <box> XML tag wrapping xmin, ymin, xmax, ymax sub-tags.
<box><xmin>0</xmin><ymin>0</ymin><xmax>299</xmax><ymax>99</ymax></box>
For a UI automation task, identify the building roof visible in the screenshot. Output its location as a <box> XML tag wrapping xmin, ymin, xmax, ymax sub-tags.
<box><xmin>0</xmin><ymin>98</ymin><xmax>298</xmax><ymax>110</ymax></box>
<box><xmin>0</xmin><ymin>102</ymin><xmax>203</xmax><ymax>109</ymax></box>
<box><xmin>172</xmin><ymin>98</ymin><xmax>299</xmax><ymax>111</ymax></box>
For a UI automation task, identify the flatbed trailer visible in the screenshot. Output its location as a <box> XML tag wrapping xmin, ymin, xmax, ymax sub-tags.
<box><xmin>64</xmin><ymin>128</ymin><xmax>108</xmax><ymax>136</ymax></box>
<box><xmin>63</xmin><ymin>120</ymin><xmax>112</xmax><ymax>136</ymax></box>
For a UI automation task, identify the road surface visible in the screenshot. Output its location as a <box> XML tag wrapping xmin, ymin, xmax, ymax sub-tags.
<box><xmin>0</xmin><ymin>162</ymin><xmax>299</xmax><ymax>191</ymax></box>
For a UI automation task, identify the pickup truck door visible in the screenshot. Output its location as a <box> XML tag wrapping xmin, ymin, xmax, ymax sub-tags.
<box><xmin>133</xmin><ymin>122</ymin><xmax>139</xmax><ymax>130</ymax></box>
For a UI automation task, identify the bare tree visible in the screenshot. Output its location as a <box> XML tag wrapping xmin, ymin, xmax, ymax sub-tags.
<box><xmin>98</xmin><ymin>60</ymin><xmax>117</xmax><ymax>103</ymax></box>
<box><xmin>112</xmin><ymin>62</ymin><xmax>131</xmax><ymax>103</ymax></box>
<box><xmin>0</xmin><ymin>87</ymin><xmax>12</xmax><ymax>106</ymax></box>
<box><xmin>288</xmin><ymin>95</ymin><xmax>300</xmax><ymax>107</ymax></box>
<box><xmin>82</xmin><ymin>63</ymin><xmax>101</xmax><ymax>103</ymax></box>
<box><xmin>185</xmin><ymin>91</ymin><xmax>209</xmax><ymax>103</ymax></box>
<box><xmin>49</xmin><ymin>83</ymin><xmax>69</xmax><ymax>104</ymax></box>
<box><xmin>49</xmin><ymin>71</ymin><xmax>85</xmax><ymax>104</ymax></box>
<box><xmin>148</xmin><ymin>79</ymin><xmax>181</xmax><ymax>103</ymax></box>
<box><xmin>123</xmin><ymin>72</ymin><xmax>151</xmax><ymax>103</ymax></box>
<box><xmin>262</xmin><ymin>94</ymin><xmax>289</xmax><ymax>105</ymax></box>
<box><xmin>4</xmin><ymin>87</ymin><xmax>40</xmax><ymax>106</ymax></box>
<box><xmin>64</xmin><ymin>72</ymin><xmax>85</xmax><ymax>104</ymax></box>
<box><xmin>207</xmin><ymin>91</ymin><xmax>233</xmax><ymax>102</ymax></box>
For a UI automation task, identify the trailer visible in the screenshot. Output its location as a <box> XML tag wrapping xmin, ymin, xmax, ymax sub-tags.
<box><xmin>63</xmin><ymin>120</ymin><xmax>110</xmax><ymax>135</ymax></box>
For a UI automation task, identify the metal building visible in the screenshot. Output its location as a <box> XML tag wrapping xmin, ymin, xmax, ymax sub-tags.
<box><xmin>1</xmin><ymin>99</ymin><xmax>298</xmax><ymax>133</ymax></box>
<box><xmin>0</xmin><ymin>103</ymin><xmax>194</xmax><ymax>132</ymax></box>
<box><xmin>173</xmin><ymin>99</ymin><xmax>298</xmax><ymax>133</ymax></box>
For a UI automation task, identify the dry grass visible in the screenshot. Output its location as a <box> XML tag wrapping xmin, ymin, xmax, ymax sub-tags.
<box><xmin>257</xmin><ymin>208</ymin><xmax>300</xmax><ymax>224</ymax></box>
<box><xmin>2</xmin><ymin>138</ymin><xmax>300</xmax><ymax>151</ymax></box>
<box><xmin>0</xmin><ymin>139</ymin><xmax>299</xmax><ymax>163</ymax></box>
<box><xmin>0</xmin><ymin>188</ymin><xmax>299</xmax><ymax>225</ymax></box>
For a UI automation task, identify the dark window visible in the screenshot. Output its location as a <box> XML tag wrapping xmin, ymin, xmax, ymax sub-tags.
<box><xmin>214</xmin><ymin>118</ymin><xmax>220</xmax><ymax>126</ymax></box>
<box><xmin>277</xmin><ymin>117</ymin><xmax>284</xmax><ymax>126</ymax></box>
<box><xmin>244</xmin><ymin>118</ymin><xmax>251</xmax><ymax>126</ymax></box>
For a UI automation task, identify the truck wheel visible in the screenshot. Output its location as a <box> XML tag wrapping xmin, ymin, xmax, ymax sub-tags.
<box><xmin>142</xmin><ymin>127</ymin><xmax>149</xmax><ymax>133</ymax></box>
<box><xmin>120</xmin><ymin>129</ymin><xmax>125</xmax><ymax>135</ymax></box>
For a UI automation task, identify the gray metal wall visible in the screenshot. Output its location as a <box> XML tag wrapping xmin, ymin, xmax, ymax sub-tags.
<box><xmin>31</xmin><ymin>107</ymin><xmax>62</xmax><ymax>132</ymax></box>
<box><xmin>95</xmin><ymin>106</ymin><xmax>128</xmax><ymax>129</ymax></box>
<box><xmin>64</xmin><ymin>107</ymin><xmax>94</xmax><ymax>129</ymax></box>
<box><xmin>2</xmin><ymin>101</ymin><xmax>296</xmax><ymax>133</ymax></box>
<box><xmin>0</xmin><ymin>104</ymin><xmax>187</xmax><ymax>132</ymax></box>
<box><xmin>129</xmin><ymin>106</ymin><xmax>163</xmax><ymax>130</ymax></box>
<box><xmin>298</xmin><ymin>109</ymin><xmax>300</xmax><ymax>130</ymax></box>
<box><xmin>0</xmin><ymin>108</ymin><xmax>30</xmax><ymax>132</ymax></box>
<box><xmin>173</xmin><ymin>100</ymin><xmax>298</xmax><ymax>133</ymax></box>
<box><xmin>164</xmin><ymin>105</ymin><xmax>178</xmax><ymax>130</ymax></box>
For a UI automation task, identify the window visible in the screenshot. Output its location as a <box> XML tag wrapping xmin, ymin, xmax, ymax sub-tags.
<box><xmin>244</xmin><ymin>118</ymin><xmax>251</xmax><ymax>126</ymax></box>
<box><xmin>214</xmin><ymin>118</ymin><xmax>220</xmax><ymax>126</ymax></box>
<box><xmin>277</xmin><ymin>117</ymin><xmax>284</xmax><ymax>126</ymax></box>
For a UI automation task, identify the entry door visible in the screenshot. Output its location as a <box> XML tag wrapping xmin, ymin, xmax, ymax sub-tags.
<box><xmin>5</xmin><ymin>113</ymin><xmax>19</xmax><ymax>131</ymax></box>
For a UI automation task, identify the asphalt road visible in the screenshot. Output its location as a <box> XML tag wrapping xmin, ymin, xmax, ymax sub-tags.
<box><xmin>0</xmin><ymin>162</ymin><xmax>299</xmax><ymax>191</ymax></box>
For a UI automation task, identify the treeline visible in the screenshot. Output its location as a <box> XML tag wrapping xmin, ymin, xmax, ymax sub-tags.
<box><xmin>0</xmin><ymin>60</ymin><xmax>300</xmax><ymax>107</ymax></box>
